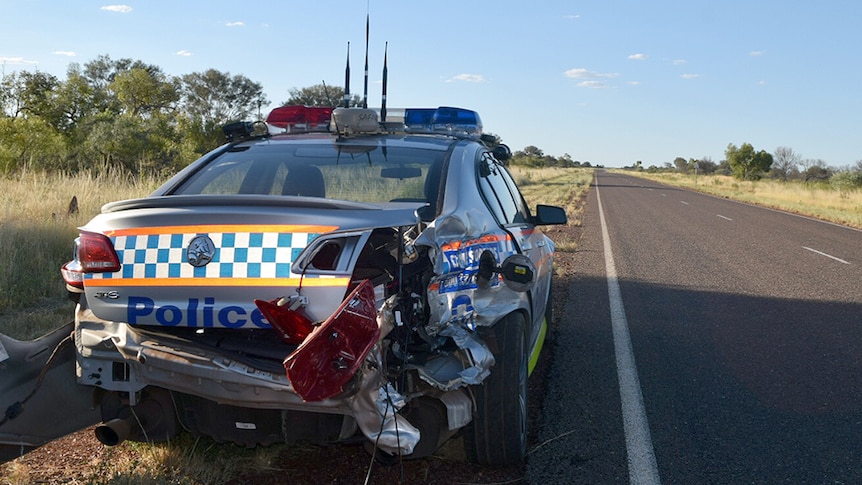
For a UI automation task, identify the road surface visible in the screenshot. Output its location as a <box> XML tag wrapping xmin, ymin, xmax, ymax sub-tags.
<box><xmin>529</xmin><ymin>171</ymin><xmax>862</xmax><ymax>484</ymax></box>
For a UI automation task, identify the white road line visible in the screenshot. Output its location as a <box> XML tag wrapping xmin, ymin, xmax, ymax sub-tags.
<box><xmin>596</xmin><ymin>182</ymin><xmax>661</xmax><ymax>485</ymax></box>
<box><xmin>680</xmin><ymin>201</ymin><xmax>689</xmax><ymax>205</ymax></box>
<box><xmin>716</xmin><ymin>214</ymin><xmax>733</xmax><ymax>221</ymax></box>
<box><xmin>803</xmin><ymin>246</ymin><xmax>851</xmax><ymax>265</ymax></box>
<box><xmin>660</xmin><ymin>193</ymin><xmax>667</xmax><ymax>197</ymax></box>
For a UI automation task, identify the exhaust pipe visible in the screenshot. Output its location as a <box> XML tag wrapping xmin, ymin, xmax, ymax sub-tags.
<box><xmin>95</xmin><ymin>417</ymin><xmax>133</xmax><ymax>446</ymax></box>
<box><xmin>94</xmin><ymin>391</ymin><xmax>179</xmax><ymax>446</ymax></box>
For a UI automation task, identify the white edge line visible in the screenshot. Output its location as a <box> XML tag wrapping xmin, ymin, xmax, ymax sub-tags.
<box><xmin>803</xmin><ymin>246</ymin><xmax>851</xmax><ymax>265</ymax></box>
<box><xmin>596</xmin><ymin>176</ymin><xmax>662</xmax><ymax>485</ymax></box>
<box><xmin>716</xmin><ymin>214</ymin><xmax>733</xmax><ymax>221</ymax></box>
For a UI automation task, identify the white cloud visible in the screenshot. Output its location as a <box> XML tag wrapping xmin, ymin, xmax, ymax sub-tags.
<box><xmin>446</xmin><ymin>74</ymin><xmax>486</xmax><ymax>83</ymax></box>
<box><xmin>52</xmin><ymin>51</ymin><xmax>77</xmax><ymax>57</ymax></box>
<box><xmin>564</xmin><ymin>14</ymin><xmax>581</xmax><ymax>19</ymax></box>
<box><xmin>672</xmin><ymin>59</ymin><xmax>687</xmax><ymax>65</ymax></box>
<box><xmin>225</xmin><ymin>21</ymin><xmax>245</xmax><ymax>27</ymax></box>
<box><xmin>749</xmin><ymin>50</ymin><xmax>765</xmax><ymax>57</ymax></box>
<box><xmin>100</xmin><ymin>5</ymin><xmax>132</xmax><ymax>13</ymax></box>
<box><xmin>176</xmin><ymin>50</ymin><xmax>192</xmax><ymax>57</ymax></box>
<box><xmin>577</xmin><ymin>80</ymin><xmax>608</xmax><ymax>89</ymax></box>
<box><xmin>627</xmin><ymin>81</ymin><xmax>641</xmax><ymax>86</ymax></box>
<box><xmin>0</xmin><ymin>56</ymin><xmax>38</xmax><ymax>65</ymax></box>
<box><xmin>628</xmin><ymin>53</ymin><xmax>647</xmax><ymax>61</ymax></box>
<box><xmin>681</xmin><ymin>73</ymin><xmax>700</xmax><ymax>79</ymax></box>
<box><xmin>564</xmin><ymin>68</ymin><xmax>619</xmax><ymax>79</ymax></box>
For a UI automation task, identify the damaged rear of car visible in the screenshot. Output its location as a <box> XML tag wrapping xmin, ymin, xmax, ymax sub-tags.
<box><xmin>0</xmin><ymin>106</ymin><xmax>566</xmax><ymax>465</ymax></box>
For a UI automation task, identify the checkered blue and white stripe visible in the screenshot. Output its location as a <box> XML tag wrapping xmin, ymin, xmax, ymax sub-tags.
<box><xmin>87</xmin><ymin>231</ymin><xmax>320</xmax><ymax>280</ymax></box>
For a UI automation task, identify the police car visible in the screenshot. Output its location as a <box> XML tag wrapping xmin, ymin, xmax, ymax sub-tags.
<box><xmin>1</xmin><ymin>104</ymin><xmax>566</xmax><ymax>465</ymax></box>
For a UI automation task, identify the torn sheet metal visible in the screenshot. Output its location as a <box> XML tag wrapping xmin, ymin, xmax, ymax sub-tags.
<box><xmin>350</xmin><ymin>380</ymin><xmax>420</xmax><ymax>456</ymax></box>
<box><xmin>415</xmin><ymin>324</ymin><xmax>494</xmax><ymax>391</ymax></box>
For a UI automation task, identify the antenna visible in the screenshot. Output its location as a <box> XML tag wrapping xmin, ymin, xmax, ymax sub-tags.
<box><xmin>343</xmin><ymin>42</ymin><xmax>351</xmax><ymax>108</ymax></box>
<box><xmin>363</xmin><ymin>14</ymin><xmax>370</xmax><ymax>109</ymax></box>
<box><xmin>381</xmin><ymin>42</ymin><xmax>388</xmax><ymax>122</ymax></box>
<box><xmin>321</xmin><ymin>80</ymin><xmax>334</xmax><ymax>107</ymax></box>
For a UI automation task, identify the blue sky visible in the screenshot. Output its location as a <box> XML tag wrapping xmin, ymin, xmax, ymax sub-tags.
<box><xmin>2</xmin><ymin>1</ymin><xmax>860</xmax><ymax>167</ymax></box>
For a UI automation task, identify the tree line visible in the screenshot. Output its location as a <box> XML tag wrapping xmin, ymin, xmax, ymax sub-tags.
<box><xmin>623</xmin><ymin>143</ymin><xmax>862</xmax><ymax>188</ymax></box>
<box><xmin>0</xmin><ymin>56</ymin><xmax>592</xmax><ymax>176</ymax></box>
<box><xmin>0</xmin><ymin>55</ymin><xmax>268</xmax><ymax>175</ymax></box>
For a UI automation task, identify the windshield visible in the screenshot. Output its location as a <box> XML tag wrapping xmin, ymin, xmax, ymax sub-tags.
<box><xmin>171</xmin><ymin>141</ymin><xmax>448</xmax><ymax>205</ymax></box>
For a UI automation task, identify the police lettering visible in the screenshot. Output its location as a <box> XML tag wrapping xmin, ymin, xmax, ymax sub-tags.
<box><xmin>127</xmin><ymin>296</ymin><xmax>270</xmax><ymax>329</ymax></box>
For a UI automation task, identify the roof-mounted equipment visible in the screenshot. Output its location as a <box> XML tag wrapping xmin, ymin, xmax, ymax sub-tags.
<box><xmin>266</xmin><ymin>106</ymin><xmax>334</xmax><ymax>134</ymax></box>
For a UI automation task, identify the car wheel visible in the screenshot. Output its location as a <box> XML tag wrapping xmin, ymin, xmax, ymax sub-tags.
<box><xmin>464</xmin><ymin>311</ymin><xmax>528</xmax><ymax>465</ymax></box>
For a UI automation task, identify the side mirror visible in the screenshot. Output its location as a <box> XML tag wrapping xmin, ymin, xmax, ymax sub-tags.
<box><xmin>492</xmin><ymin>144</ymin><xmax>511</xmax><ymax>162</ymax></box>
<box><xmin>532</xmin><ymin>204</ymin><xmax>567</xmax><ymax>225</ymax></box>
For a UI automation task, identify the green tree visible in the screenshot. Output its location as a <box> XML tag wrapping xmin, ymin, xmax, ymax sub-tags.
<box><xmin>0</xmin><ymin>116</ymin><xmax>67</xmax><ymax>173</ymax></box>
<box><xmin>180</xmin><ymin>69</ymin><xmax>268</xmax><ymax>148</ymax></box>
<box><xmin>282</xmin><ymin>83</ymin><xmax>361</xmax><ymax>107</ymax></box>
<box><xmin>725</xmin><ymin>142</ymin><xmax>773</xmax><ymax>180</ymax></box>
<box><xmin>110</xmin><ymin>68</ymin><xmax>179</xmax><ymax>117</ymax></box>
<box><xmin>673</xmin><ymin>156</ymin><xmax>690</xmax><ymax>173</ymax></box>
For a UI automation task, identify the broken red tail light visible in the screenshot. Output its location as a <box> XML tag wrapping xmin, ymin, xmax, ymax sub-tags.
<box><xmin>78</xmin><ymin>231</ymin><xmax>121</xmax><ymax>273</ymax></box>
<box><xmin>61</xmin><ymin>232</ymin><xmax>120</xmax><ymax>289</ymax></box>
<box><xmin>254</xmin><ymin>298</ymin><xmax>315</xmax><ymax>345</ymax></box>
<box><xmin>284</xmin><ymin>280</ymin><xmax>379</xmax><ymax>402</ymax></box>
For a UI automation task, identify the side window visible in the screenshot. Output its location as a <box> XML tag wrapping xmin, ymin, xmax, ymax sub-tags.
<box><xmin>499</xmin><ymin>165</ymin><xmax>530</xmax><ymax>224</ymax></box>
<box><xmin>478</xmin><ymin>152</ymin><xmax>522</xmax><ymax>225</ymax></box>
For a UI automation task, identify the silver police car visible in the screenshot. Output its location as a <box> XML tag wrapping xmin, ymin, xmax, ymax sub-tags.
<box><xmin>1</xmin><ymin>105</ymin><xmax>566</xmax><ymax>465</ymax></box>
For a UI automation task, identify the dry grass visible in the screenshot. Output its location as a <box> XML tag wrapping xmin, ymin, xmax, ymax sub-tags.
<box><xmin>622</xmin><ymin>171</ymin><xmax>862</xmax><ymax>229</ymax></box>
<box><xmin>0</xmin><ymin>170</ymin><xmax>160</xmax><ymax>339</ymax></box>
<box><xmin>510</xmin><ymin>166</ymin><xmax>594</xmax><ymax>252</ymax></box>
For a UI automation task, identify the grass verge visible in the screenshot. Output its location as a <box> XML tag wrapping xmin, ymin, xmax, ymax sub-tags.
<box><xmin>618</xmin><ymin>170</ymin><xmax>862</xmax><ymax>229</ymax></box>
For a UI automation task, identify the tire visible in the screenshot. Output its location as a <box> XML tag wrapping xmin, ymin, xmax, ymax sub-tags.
<box><xmin>464</xmin><ymin>312</ymin><xmax>528</xmax><ymax>465</ymax></box>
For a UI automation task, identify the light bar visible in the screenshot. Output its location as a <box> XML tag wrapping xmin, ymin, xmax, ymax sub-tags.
<box><xmin>266</xmin><ymin>106</ymin><xmax>333</xmax><ymax>133</ymax></box>
<box><xmin>404</xmin><ymin>107</ymin><xmax>482</xmax><ymax>137</ymax></box>
<box><xmin>263</xmin><ymin>105</ymin><xmax>483</xmax><ymax>138</ymax></box>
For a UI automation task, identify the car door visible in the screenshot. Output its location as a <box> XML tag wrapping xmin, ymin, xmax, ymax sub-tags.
<box><xmin>476</xmin><ymin>153</ymin><xmax>553</xmax><ymax>333</ymax></box>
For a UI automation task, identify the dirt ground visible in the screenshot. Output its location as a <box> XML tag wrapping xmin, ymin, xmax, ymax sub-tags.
<box><xmin>2</xmin><ymin>222</ymin><xmax>582</xmax><ymax>485</ymax></box>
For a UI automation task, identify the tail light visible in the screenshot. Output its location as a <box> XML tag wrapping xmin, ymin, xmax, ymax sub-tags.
<box><xmin>61</xmin><ymin>231</ymin><xmax>121</xmax><ymax>289</ymax></box>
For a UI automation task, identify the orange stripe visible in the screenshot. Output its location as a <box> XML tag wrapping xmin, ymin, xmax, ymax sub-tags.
<box><xmin>103</xmin><ymin>224</ymin><xmax>340</xmax><ymax>237</ymax></box>
<box><xmin>441</xmin><ymin>233</ymin><xmax>510</xmax><ymax>251</ymax></box>
<box><xmin>84</xmin><ymin>277</ymin><xmax>351</xmax><ymax>288</ymax></box>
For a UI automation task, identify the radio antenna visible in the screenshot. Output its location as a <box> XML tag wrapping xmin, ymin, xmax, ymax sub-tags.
<box><xmin>343</xmin><ymin>42</ymin><xmax>351</xmax><ymax>108</ymax></box>
<box><xmin>363</xmin><ymin>14</ymin><xmax>370</xmax><ymax>109</ymax></box>
<box><xmin>381</xmin><ymin>42</ymin><xmax>388</xmax><ymax>122</ymax></box>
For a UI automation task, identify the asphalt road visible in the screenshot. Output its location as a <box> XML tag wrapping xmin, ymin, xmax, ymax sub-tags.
<box><xmin>528</xmin><ymin>171</ymin><xmax>862</xmax><ymax>484</ymax></box>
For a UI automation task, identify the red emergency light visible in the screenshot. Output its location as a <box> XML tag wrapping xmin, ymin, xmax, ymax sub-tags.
<box><xmin>266</xmin><ymin>105</ymin><xmax>333</xmax><ymax>133</ymax></box>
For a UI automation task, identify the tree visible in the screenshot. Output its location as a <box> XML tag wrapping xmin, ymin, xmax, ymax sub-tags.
<box><xmin>180</xmin><ymin>69</ymin><xmax>268</xmax><ymax>148</ymax></box>
<box><xmin>696</xmin><ymin>156</ymin><xmax>717</xmax><ymax>174</ymax></box>
<box><xmin>673</xmin><ymin>156</ymin><xmax>690</xmax><ymax>173</ymax></box>
<box><xmin>771</xmin><ymin>146</ymin><xmax>801</xmax><ymax>181</ymax></box>
<box><xmin>725</xmin><ymin>142</ymin><xmax>773</xmax><ymax>180</ymax></box>
<box><xmin>282</xmin><ymin>83</ymin><xmax>361</xmax><ymax>107</ymax></box>
<box><xmin>110</xmin><ymin>68</ymin><xmax>179</xmax><ymax>117</ymax></box>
